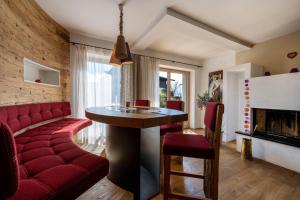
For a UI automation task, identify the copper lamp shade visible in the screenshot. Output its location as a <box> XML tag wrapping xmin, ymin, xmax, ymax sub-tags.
<box><xmin>121</xmin><ymin>43</ymin><xmax>133</xmax><ymax>64</ymax></box>
<box><xmin>109</xmin><ymin>46</ymin><xmax>122</xmax><ymax>67</ymax></box>
<box><xmin>115</xmin><ymin>35</ymin><xmax>127</xmax><ymax>59</ymax></box>
<box><xmin>110</xmin><ymin>3</ymin><xmax>133</xmax><ymax>66</ymax></box>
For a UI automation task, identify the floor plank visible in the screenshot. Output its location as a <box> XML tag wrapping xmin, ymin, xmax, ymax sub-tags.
<box><xmin>77</xmin><ymin>129</ymin><xmax>300</xmax><ymax>200</ymax></box>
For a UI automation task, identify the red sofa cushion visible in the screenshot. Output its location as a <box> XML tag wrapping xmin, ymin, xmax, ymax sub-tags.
<box><xmin>7</xmin><ymin>118</ymin><xmax>109</xmax><ymax>200</ymax></box>
<box><xmin>0</xmin><ymin>121</ymin><xmax>19</xmax><ymax>199</ymax></box>
<box><xmin>163</xmin><ymin>133</ymin><xmax>214</xmax><ymax>159</ymax></box>
<box><xmin>134</xmin><ymin>99</ymin><xmax>150</xmax><ymax>107</ymax></box>
<box><xmin>0</xmin><ymin>102</ymin><xmax>72</xmax><ymax>133</ymax></box>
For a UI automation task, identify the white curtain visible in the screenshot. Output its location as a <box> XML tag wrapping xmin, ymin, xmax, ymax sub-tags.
<box><xmin>71</xmin><ymin>45</ymin><xmax>87</xmax><ymax>118</ymax></box>
<box><xmin>120</xmin><ymin>55</ymin><xmax>159</xmax><ymax>107</ymax></box>
<box><xmin>120</xmin><ymin>64</ymin><xmax>135</xmax><ymax>106</ymax></box>
<box><xmin>71</xmin><ymin>45</ymin><xmax>121</xmax><ymax>152</ymax></box>
<box><xmin>138</xmin><ymin>56</ymin><xmax>160</xmax><ymax>107</ymax></box>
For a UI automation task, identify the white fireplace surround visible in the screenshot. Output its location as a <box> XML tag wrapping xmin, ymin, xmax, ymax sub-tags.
<box><xmin>236</xmin><ymin>72</ymin><xmax>300</xmax><ymax>173</ymax></box>
<box><xmin>249</xmin><ymin>72</ymin><xmax>300</xmax><ymax>111</ymax></box>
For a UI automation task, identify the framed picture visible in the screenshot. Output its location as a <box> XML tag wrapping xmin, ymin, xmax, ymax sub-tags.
<box><xmin>208</xmin><ymin>70</ymin><xmax>223</xmax><ymax>102</ymax></box>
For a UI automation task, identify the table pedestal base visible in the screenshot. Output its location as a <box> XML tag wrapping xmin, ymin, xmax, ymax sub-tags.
<box><xmin>106</xmin><ymin>125</ymin><xmax>160</xmax><ymax>200</ymax></box>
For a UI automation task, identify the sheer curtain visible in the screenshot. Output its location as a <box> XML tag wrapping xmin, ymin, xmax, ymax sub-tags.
<box><xmin>121</xmin><ymin>54</ymin><xmax>159</xmax><ymax>107</ymax></box>
<box><xmin>71</xmin><ymin>44</ymin><xmax>121</xmax><ymax>152</ymax></box>
<box><xmin>138</xmin><ymin>55</ymin><xmax>160</xmax><ymax>107</ymax></box>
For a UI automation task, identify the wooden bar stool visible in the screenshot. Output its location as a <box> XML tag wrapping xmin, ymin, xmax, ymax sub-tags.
<box><xmin>162</xmin><ymin>102</ymin><xmax>224</xmax><ymax>200</ymax></box>
<box><xmin>160</xmin><ymin>100</ymin><xmax>185</xmax><ymax>172</ymax></box>
<box><xmin>160</xmin><ymin>100</ymin><xmax>185</xmax><ymax>136</ymax></box>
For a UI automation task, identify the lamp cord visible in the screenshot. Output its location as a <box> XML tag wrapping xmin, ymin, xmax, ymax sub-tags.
<box><xmin>119</xmin><ymin>4</ymin><xmax>123</xmax><ymax>36</ymax></box>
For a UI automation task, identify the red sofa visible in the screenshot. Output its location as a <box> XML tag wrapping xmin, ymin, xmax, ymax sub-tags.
<box><xmin>0</xmin><ymin>102</ymin><xmax>109</xmax><ymax>200</ymax></box>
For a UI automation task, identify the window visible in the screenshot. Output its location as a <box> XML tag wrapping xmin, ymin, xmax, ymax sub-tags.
<box><xmin>159</xmin><ymin>67</ymin><xmax>190</xmax><ymax>127</ymax></box>
<box><xmin>86</xmin><ymin>52</ymin><xmax>121</xmax><ymax>107</ymax></box>
<box><xmin>76</xmin><ymin>50</ymin><xmax>121</xmax><ymax>152</ymax></box>
<box><xmin>159</xmin><ymin>68</ymin><xmax>189</xmax><ymax>112</ymax></box>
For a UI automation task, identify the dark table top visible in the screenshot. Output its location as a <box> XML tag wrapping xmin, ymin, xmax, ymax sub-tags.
<box><xmin>85</xmin><ymin>106</ymin><xmax>188</xmax><ymax>128</ymax></box>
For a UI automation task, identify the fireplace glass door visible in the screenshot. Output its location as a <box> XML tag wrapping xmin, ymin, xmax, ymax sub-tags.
<box><xmin>253</xmin><ymin>108</ymin><xmax>300</xmax><ymax>139</ymax></box>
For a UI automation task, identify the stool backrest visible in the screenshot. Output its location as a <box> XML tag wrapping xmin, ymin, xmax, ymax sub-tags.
<box><xmin>134</xmin><ymin>99</ymin><xmax>150</xmax><ymax>107</ymax></box>
<box><xmin>166</xmin><ymin>100</ymin><xmax>184</xmax><ymax>111</ymax></box>
<box><xmin>203</xmin><ymin>102</ymin><xmax>224</xmax><ymax>199</ymax></box>
<box><xmin>204</xmin><ymin>102</ymin><xmax>224</xmax><ymax>149</ymax></box>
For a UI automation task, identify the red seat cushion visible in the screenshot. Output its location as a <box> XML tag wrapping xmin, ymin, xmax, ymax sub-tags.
<box><xmin>160</xmin><ymin>123</ymin><xmax>182</xmax><ymax>136</ymax></box>
<box><xmin>163</xmin><ymin>133</ymin><xmax>214</xmax><ymax>159</ymax></box>
<box><xmin>0</xmin><ymin>121</ymin><xmax>19</xmax><ymax>199</ymax></box>
<box><xmin>134</xmin><ymin>100</ymin><xmax>150</xmax><ymax>107</ymax></box>
<box><xmin>7</xmin><ymin>118</ymin><xmax>109</xmax><ymax>200</ymax></box>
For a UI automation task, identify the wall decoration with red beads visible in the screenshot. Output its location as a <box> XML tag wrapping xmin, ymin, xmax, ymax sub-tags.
<box><xmin>244</xmin><ymin>79</ymin><xmax>250</xmax><ymax>134</ymax></box>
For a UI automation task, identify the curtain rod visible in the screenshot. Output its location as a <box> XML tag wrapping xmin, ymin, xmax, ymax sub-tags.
<box><xmin>70</xmin><ymin>41</ymin><xmax>202</xmax><ymax>68</ymax></box>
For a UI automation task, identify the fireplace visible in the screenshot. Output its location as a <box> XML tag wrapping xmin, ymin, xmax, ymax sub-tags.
<box><xmin>252</xmin><ymin>108</ymin><xmax>300</xmax><ymax>147</ymax></box>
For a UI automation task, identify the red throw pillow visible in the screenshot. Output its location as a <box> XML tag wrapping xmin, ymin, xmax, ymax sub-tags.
<box><xmin>0</xmin><ymin>121</ymin><xmax>19</xmax><ymax>199</ymax></box>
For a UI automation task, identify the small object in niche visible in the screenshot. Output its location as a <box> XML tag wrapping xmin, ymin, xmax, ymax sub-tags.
<box><xmin>290</xmin><ymin>67</ymin><xmax>299</xmax><ymax>73</ymax></box>
<box><xmin>264</xmin><ymin>71</ymin><xmax>271</xmax><ymax>76</ymax></box>
<box><xmin>35</xmin><ymin>79</ymin><xmax>41</xmax><ymax>83</ymax></box>
<box><xmin>287</xmin><ymin>51</ymin><xmax>297</xmax><ymax>59</ymax></box>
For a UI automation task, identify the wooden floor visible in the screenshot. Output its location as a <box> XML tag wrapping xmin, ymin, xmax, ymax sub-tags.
<box><xmin>77</xmin><ymin>130</ymin><xmax>300</xmax><ymax>200</ymax></box>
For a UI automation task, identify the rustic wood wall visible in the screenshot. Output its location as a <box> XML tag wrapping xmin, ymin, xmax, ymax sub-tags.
<box><xmin>0</xmin><ymin>0</ymin><xmax>70</xmax><ymax>106</ymax></box>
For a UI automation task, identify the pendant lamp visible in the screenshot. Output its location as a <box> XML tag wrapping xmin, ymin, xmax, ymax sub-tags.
<box><xmin>110</xmin><ymin>3</ymin><xmax>133</xmax><ymax>66</ymax></box>
<box><xmin>109</xmin><ymin>45</ymin><xmax>122</xmax><ymax>66</ymax></box>
<box><xmin>121</xmin><ymin>43</ymin><xmax>133</xmax><ymax>64</ymax></box>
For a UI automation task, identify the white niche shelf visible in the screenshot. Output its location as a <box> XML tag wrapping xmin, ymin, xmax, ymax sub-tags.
<box><xmin>23</xmin><ymin>58</ymin><xmax>60</xmax><ymax>87</ymax></box>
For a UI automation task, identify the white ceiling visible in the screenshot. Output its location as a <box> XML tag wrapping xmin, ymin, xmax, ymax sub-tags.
<box><xmin>35</xmin><ymin>0</ymin><xmax>300</xmax><ymax>60</ymax></box>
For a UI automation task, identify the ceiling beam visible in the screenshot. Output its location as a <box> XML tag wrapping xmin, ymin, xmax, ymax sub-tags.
<box><xmin>132</xmin><ymin>10</ymin><xmax>167</xmax><ymax>50</ymax></box>
<box><xmin>167</xmin><ymin>8</ymin><xmax>254</xmax><ymax>48</ymax></box>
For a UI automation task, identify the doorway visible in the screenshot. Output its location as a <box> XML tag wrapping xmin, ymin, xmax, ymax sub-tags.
<box><xmin>159</xmin><ymin>67</ymin><xmax>190</xmax><ymax>127</ymax></box>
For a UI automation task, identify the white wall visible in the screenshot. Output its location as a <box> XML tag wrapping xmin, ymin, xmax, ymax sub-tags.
<box><xmin>223</xmin><ymin>72</ymin><xmax>244</xmax><ymax>141</ymax></box>
<box><xmin>199</xmin><ymin>52</ymin><xmax>236</xmax><ymax>128</ymax></box>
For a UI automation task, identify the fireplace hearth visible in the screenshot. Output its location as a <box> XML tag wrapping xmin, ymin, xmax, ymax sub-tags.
<box><xmin>252</xmin><ymin>108</ymin><xmax>300</xmax><ymax>147</ymax></box>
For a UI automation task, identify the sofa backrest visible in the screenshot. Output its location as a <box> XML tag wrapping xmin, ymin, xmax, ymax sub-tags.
<box><xmin>0</xmin><ymin>102</ymin><xmax>71</xmax><ymax>133</ymax></box>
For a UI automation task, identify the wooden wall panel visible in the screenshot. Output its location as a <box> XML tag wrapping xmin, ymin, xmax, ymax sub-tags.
<box><xmin>0</xmin><ymin>0</ymin><xmax>70</xmax><ymax>106</ymax></box>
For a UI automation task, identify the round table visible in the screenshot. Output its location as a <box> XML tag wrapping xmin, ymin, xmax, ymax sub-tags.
<box><xmin>85</xmin><ymin>106</ymin><xmax>188</xmax><ymax>200</ymax></box>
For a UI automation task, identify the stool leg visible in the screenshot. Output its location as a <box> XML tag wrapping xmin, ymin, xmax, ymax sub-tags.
<box><xmin>163</xmin><ymin>155</ymin><xmax>171</xmax><ymax>200</ymax></box>
<box><xmin>160</xmin><ymin>136</ymin><xmax>163</xmax><ymax>173</ymax></box>
<box><xmin>211</xmin><ymin>158</ymin><xmax>219</xmax><ymax>200</ymax></box>
<box><xmin>204</xmin><ymin>158</ymin><xmax>219</xmax><ymax>200</ymax></box>
<box><xmin>204</xmin><ymin>159</ymin><xmax>212</xmax><ymax>199</ymax></box>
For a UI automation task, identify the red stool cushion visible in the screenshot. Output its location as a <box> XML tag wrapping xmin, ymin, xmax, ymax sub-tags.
<box><xmin>160</xmin><ymin>123</ymin><xmax>182</xmax><ymax>136</ymax></box>
<box><xmin>135</xmin><ymin>100</ymin><xmax>150</xmax><ymax>107</ymax></box>
<box><xmin>163</xmin><ymin>133</ymin><xmax>214</xmax><ymax>159</ymax></box>
<box><xmin>0</xmin><ymin>121</ymin><xmax>20</xmax><ymax>199</ymax></box>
